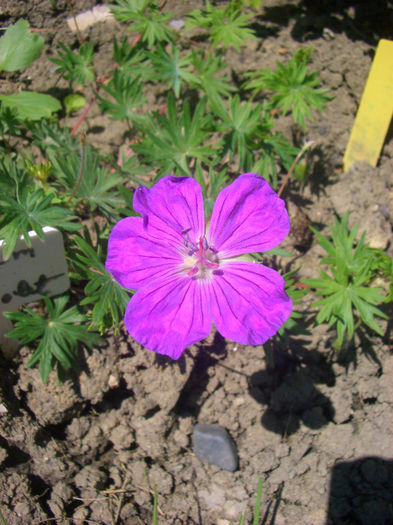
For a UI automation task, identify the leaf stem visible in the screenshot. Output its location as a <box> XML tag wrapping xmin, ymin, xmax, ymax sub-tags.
<box><xmin>277</xmin><ymin>140</ymin><xmax>314</xmax><ymax>198</ymax></box>
<box><xmin>70</xmin><ymin>73</ymin><xmax>111</xmax><ymax>136</ymax></box>
<box><xmin>70</xmin><ymin>96</ymin><xmax>95</xmax><ymax>136</ymax></box>
<box><xmin>67</xmin><ymin>134</ymin><xmax>86</xmax><ymax>204</ymax></box>
<box><xmin>67</xmin><ymin>0</ymin><xmax>84</xmax><ymax>44</ymax></box>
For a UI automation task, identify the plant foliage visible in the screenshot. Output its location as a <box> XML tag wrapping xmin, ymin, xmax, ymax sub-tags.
<box><xmin>303</xmin><ymin>213</ymin><xmax>389</xmax><ymax>350</ymax></box>
<box><xmin>186</xmin><ymin>0</ymin><xmax>256</xmax><ymax>51</ymax></box>
<box><xmin>134</xmin><ymin>94</ymin><xmax>215</xmax><ymax>177</ymax></box>
<box><xmin>0</xmin><ymin>20</ymin><xmax>44</xmax><ymax>72</ymax></box>
<box><xmin>71</xmin><ymin>233</ymin><xmax>131</xmax><ymax>333</ymax></box>
<box><xmin>244</xmin><ymin>47</ymin><xmax>331</xmax><ymax>130</ymax></box>
<box><xmin>50</xmin><ymin>41</ymin><xmax>95</xmax><ymax>87</ymax></box>
<box><xmin>0</xmin><ymin>160</ymin><xmax>79</xmax><ymax>260</ymax></box>
<box><xmin>4</xmin><ymin>296</ymin><xmax>102</xmax><ymax>383</ymax></box>
<box><xmin>110</xmin><ymin>0</ymin><xmax>174</xmax><ymax>47</ymax></box>
<box><xmin>97</xmin><ymin>68</ymin><xmax>146</xmax><ymax>124</ymax></box>
<box><xmin>148</xmin><ymin>45</ymin><xmax>197</xmax><ymax>98</ymax></box>
<box><xmin>5</xmin><ymin>0</ymin><xmax>391</xmax><ymax>384</ymax></box>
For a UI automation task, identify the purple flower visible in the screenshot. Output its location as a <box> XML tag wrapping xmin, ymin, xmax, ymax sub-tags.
<box><xmin>106</xmin><ymin>173</ymin><xmax>292</xmax><ymax>359</ymax></box>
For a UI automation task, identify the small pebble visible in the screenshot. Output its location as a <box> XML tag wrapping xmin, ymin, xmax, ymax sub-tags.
<box><xmin>193</xmin><ymin>424</ymin><xmax>238</xmax><ymax>472</ymax></box>
<box><xmin>67</xmin><ymin>6</ymin><xmax>113</xmax><ymax>32</ymax></box>
<box><xmin>107</xmin><ymin>373</ymin><xmax>119</xmax><ymax>389</ymax></box>
<box><xmin>169</xmin><ymin>19</ymin><xmax>185</xmax><ymax>31</ymax></box>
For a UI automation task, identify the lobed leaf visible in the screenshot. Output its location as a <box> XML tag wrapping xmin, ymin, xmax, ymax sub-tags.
<box><xmin>5</xmin><ymin>296</ymin><xmax>102</xmax><ymax>383</ymax></box>
<box><xmin>0</xmin><ymin>20</ymin><xmax>44</xmax><ymax>72</ymax></box>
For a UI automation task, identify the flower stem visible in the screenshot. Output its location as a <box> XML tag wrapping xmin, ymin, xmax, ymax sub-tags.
<box><xmin>70</xmin><ymin>96</ymin><xmax>95</xmax><ymax>136</ymax></box>
<box><xmin>67</xmin><ymin>134</ymin><xmax>86</xmax><ymax>204</ymax></box>
<box><xmin>277</xmin><ymin>140</ymin><xmax>315</xmax><ymax>198</ymax></box>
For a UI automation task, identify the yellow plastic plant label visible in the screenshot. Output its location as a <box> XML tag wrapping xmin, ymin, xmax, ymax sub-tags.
<box><xmin>343</xmin><ymin>39</ymin><xmax>393</xmax><ymax>172</ymax></box>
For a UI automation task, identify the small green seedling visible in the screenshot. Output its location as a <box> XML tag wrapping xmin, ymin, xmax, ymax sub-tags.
<box><xmin>239</xmin><ymin>476</ymin><xmax>264</xmax><ymax>525</ymax></box>
<box><xmin>244</xmin><ymin>47</ymin><xmax>331</xmax><ymax>131</ymax></box>
<box><xmin>185</xmin><ymin>0</ymin><xmax>257</xmax><ymax>52</ymax></box>
<box><xmin>50</xmin><ymin>41</ymin><xmax>95</xmax><ymax>87</ymax></box>
<box><xmin>304</xmin><ymin>213</ymin><xmax>389</xmax><ymax>351</ymax></box>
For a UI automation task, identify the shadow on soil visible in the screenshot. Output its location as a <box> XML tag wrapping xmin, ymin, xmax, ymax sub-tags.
<box><xmin>258</xmin><ymin>0</ymin><xmax>393</xmax><ymax>45</ymax></box>
<box><xmin>248</xmin><ymin>340</ymin><xmax>336</xmax><ymax>437</ymax></box>
<box><xmin>171</xmin><ymin>329</ymin><xmax>337</xmax><ymax>439</ymax></box>
<box><xmin>327</xmin><ymin>457</ymin><xmax>393</xmax><ymax>524</ymax></box>
<box><xmin>172</xmin><ymin>331</ymin><xmax>228</xmax><ymax>418</ymax></box>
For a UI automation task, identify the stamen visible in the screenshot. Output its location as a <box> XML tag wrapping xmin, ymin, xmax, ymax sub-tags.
<box><xmin>187</xmin><ymin>266</ymin><xmax>199</xmax><ymax>277</ymax></box>
<box><xmin>204</xmin><ymin>260</ymin><xmax>219</xmax><ymax>269</ymax></box>
<box><xmin>182</xmin><ymin>234</ymin><xmax>219</xmax><ymax>280</ymax></box>
<box><xmin>182</xmin><ymin>230</ymin><xmax>197</xmax><ymax>254</ymax></box>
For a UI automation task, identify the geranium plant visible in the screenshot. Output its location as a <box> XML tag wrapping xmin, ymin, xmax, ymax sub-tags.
<box><xmin>2</xmin><ymin>0</ymin><xmax>390</xmax><ymax>383</ymax></box>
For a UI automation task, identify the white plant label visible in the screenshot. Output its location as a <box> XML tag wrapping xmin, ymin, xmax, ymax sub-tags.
<box><xmin>0</xmin><ymin>227</ymin><xmax>70</xmax><ymax>311</ymax></box>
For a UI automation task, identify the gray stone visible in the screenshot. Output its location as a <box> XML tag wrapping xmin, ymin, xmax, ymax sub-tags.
<box><xmin>193</xmin><ymin>424</ymin><xmax>238</xmax><ymax>472</ymax></box>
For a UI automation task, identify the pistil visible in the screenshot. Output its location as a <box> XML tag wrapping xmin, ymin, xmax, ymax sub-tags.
<box><xmin>183</xmin><ymin>235</ymin><xmax>219</xmax><ymax>279</ymax></box>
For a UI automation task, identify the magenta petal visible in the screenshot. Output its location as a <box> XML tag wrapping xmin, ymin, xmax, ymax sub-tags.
<box><xmin>133</xmin><ymin>175</ymin><xmax>205</xmax><ymax>248</ymax></box>
<box><xmin>208</xmin><ymin>173</ymin><xmax>290</xmax><ymax>257</ymax></box>
<box><xmin>211</xmin><ymin>262</ymin><xmax>292</xmax><ymax>345</ymax></box>
<box><xmin>124</xmin><ymin>275</ymin><xmax>212</xmax><ymax>359</ymax></box>
<box><xmin>105</xmin><ymin>216</ymin><xmax>182</xmax><ymax>289</ymax></box>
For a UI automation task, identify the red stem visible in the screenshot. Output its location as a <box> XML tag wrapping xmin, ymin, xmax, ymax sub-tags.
<box><xmin>70</xmin><ymin>95</ymin><xmax>96</xmax><ymax>135</ymax></box>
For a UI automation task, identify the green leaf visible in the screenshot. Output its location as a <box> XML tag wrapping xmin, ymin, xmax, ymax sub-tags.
<box><xmin>134</xmin><ymin>94</ymin><xmax>215</xmax><ymax>177</ymax></box>
<box><xmin>148</xmin><ymin>45</ymin><xmax>198</xmax><ymax>98</ymax></box>
<box><xmin>109</xmin><ymin>0</ymin><xmax>152</xmax><ymax>22</ymax></box>
<box><xmin>186</xmin><ymin>1</ymin><xmax>256</xmax><ymax>52</ymax></box>
<box><xmin>212</xmin><ymin>95</ymin><xmax>263</xmax><ymax>171</ymax></box>
<box><xmin>0</xmin><ymin>92</ymin><xmax>61</xmax><ymax>121</ymax></box>
<box><xmin>5</xmin><ymin>296</ymin><xmax>102</xmax><ymax>383</ymax></box>
<box><xmin>0</xmin><ymin>182</ymin><xmax>79</xmax><ymax>260</ymax></box>
<box><xmin>64</xmin><ymin>93</ymin><xmax>87</xmax><ymax>114</ymax></box>
<box><xmin>272</xmin><ymin>268</ymin><xmax>311</xmax><ymax>344</ymax></box>
<box><xmin>351</xmin><ymin>293</ymin><xmax>385</xmax><ymax>336</ymax></box>
<box><xmin>0</xmin><ymin>19</ymin><xmax>44</xmax><ymax>72</ymax></box>
<box><xmin>50</xmin><ymin>41</ymin><xmax>95</xmax><ymax>87</ymax></box>
<box><xmin>240</xmin><ymin>0</ymin><xmax>263</xmax><ymax>7</ymax></box>
<box><xmin>49</xmin><ymin>144</ymin><xmax>123</xmax><ymax>218</ymax></box>
<box><xmin>190</xmin><ymin>49</ymin><xmax>235</xmax><ymax>105</ymax></box>
<box><xmin>71</xmin><ymin>234</ymin><xmax>131</xmax><ymax>333</ymax></box>
<box><xmin>244</xmin><ymin>47</ymin><xmax>332</xmax><ymax>131</ymax></box>
<box><xmin>0</xmin><ymin>102</ymin><xmax>22</xmax><ymax>136</ymax></box>
<box><xmin>29</xmin><ymin>119</ymin><xmax>81</xmax><ymax>156</ymax></box>
<box><xmin>112</xmin><ymin>36</ymin><xmax>149</xmax><ymax>74</ymax></box>
<box><xmin>265</xmin><ymin>247</ymin><xmax>294</xmax><ymax>257</ymax></box>
<box><xmin>110</xmin><ymin>1</ymin><xmax>174</xmax><ymax>47</ymax></box>
<box><xmin>303</xmin><ymin>213</ymin><xmax>389</xmax><ymax>350</ymax></box>
<box><xmin>132</xmin><ymin>4</ymin><xmax>174</xmax><ymax>47</ymax></box>
<box><xmin>97</xmin><ymin>69</ymin><xmax>146</xmax><ymax>124</ymax></box>
<box><xmin>252</xmin><ymin>130</ymin><xmax>298</xmax><ymax>189</ymax></box>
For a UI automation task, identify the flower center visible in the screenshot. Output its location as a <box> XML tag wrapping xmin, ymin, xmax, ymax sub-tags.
<box><xmin>182</xmin><ymin>234</ymin><xmax>219</xmax><ymax>280</ymax></box>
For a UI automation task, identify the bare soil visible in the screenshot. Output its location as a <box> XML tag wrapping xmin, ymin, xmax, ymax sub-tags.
<box><xmin>1</xmin><ymin>1</ymin><xmax>393</xmax><ymax>524</ymax></box>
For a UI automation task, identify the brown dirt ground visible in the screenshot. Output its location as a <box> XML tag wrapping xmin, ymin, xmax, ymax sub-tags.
<box><xmin>1</xmin><ymin>1</ymin><xmax>393</xmax><ymax>524</ymax></box>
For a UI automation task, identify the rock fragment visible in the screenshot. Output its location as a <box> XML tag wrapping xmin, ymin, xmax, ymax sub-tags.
<box><xmin>67</xmin><ymin>6</ymin><xmax>114</xmax><ymax>32</ymax></box>
<box><xmin>193</xmin><ymin>424</ymin><xmax>238</xmax><ymax>472</ymax></box>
